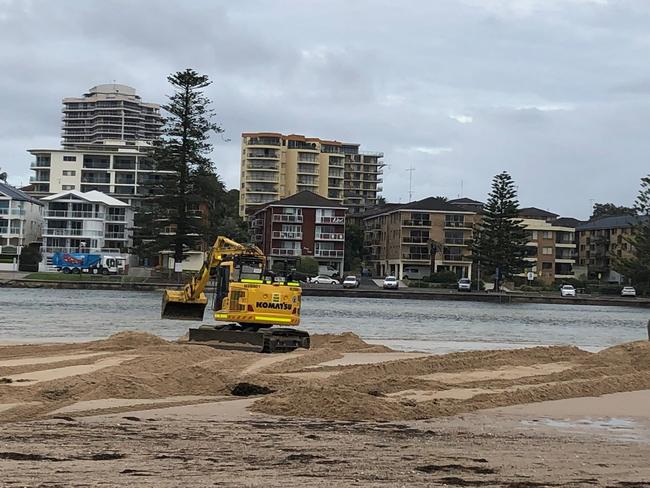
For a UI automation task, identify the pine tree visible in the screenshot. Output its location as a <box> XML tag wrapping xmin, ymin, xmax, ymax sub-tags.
<box><xmin>613</xmin><ymin>175</ymin><xmax>650</xmax><ymax>293</ymax></box>
<box><xmin>471</xmin><ymin>171</ymin><xmax>529</xmax><ymax>291</ymax></box>
<box><xmin>135</xmin><ymin>69</ymin><xmax>224</xmax><ymax>266</ymax></box>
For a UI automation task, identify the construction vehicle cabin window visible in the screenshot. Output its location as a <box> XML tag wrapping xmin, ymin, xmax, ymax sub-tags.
<box><xmin>237</xmin><ymin>262</ymin><xmax>264</xmax><ymax>281</ymax></box>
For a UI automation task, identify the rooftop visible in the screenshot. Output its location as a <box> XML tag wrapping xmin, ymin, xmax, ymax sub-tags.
<box><xmin>576</xmin><ymin>214</ymin><xmax>644</xmax><ymax>231</ymax></box>
<box><xmin>254</xmin><ymin>191</ymin><xmax>345</xmax><ymax>213</ymax></box>
<box><xmin>519</xmin><ymin>207</ymin><xmax>560</xmax><ymax>219</ymax></box>
<box><xmin>42</xmin><ymin>190</ymin><xmax>129</xmax><ymax>207</ymax></box>
<box><xmin>0</xmin><ymin>181</ymin><xmax>43</xmax><ymax>205</ymax></box>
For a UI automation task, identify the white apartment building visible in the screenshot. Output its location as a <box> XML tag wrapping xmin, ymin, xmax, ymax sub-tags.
<box><xmin>0</xmin><ymin>182</ymin><xmax>43</xmax><ymax>263</ymax></box>
<box><xmin>29</xmin><ymin>143</ymin><xmax>163</xmax><ymax>206</ymax></box>
<box><xmin>28</xmin><ymin>83</ymin><xmax>165</xmax><ymax>206</ymax></box>
<box><xmin>41</xmin><ymin>190</ymin><xmax>133</xmax><ymax>256</ymax></box>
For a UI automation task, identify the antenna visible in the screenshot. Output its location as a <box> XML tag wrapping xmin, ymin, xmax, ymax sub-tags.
<box><xmin>406</xmin><ymin>164</ymin><xmax>415</xmax><ymax>202</ymax></box>
<box><xmin>460</xmin><ymin>179</ymin><xmax>464</xmax><ymax>198</ymax></box>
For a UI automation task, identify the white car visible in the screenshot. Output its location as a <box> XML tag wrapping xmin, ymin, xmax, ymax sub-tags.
<box><xmin>560</xmin><ymin>284</ymin><xmax>576</xmax><ymax>297</ymax></box>
<box><xmin>621</xmin><ymin>286</ymin><xmax>637</xmax><ymax>297</ymax></box>
<box><xmin>342</xmin><ymin>276</ymin><xmax>360</xmax><ymax>288</ymax></box>
<box><xmin>310</xmin><ymin>275</ymin><xmax>339</xmax><ymax>285</ymax></box>
<box><xmin>383</xmin><ymin>276</ymin><xmax>399</xmax><ymax>289</ymax></box>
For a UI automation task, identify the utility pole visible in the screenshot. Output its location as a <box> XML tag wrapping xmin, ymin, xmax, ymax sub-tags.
<box><xmin>406</xmin><ymin>165</ymin><xmax>415</xmax><ymax>202</ymax></box>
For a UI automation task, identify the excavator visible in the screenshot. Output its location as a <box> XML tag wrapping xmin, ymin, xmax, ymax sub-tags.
<box><xmin>161</xmin><ymin>236</ymin><xmax>310</xmax><ymax>353</ymax></box>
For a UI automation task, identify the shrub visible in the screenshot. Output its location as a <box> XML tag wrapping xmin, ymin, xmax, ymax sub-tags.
<box><xmin>423</xmin><ymin>271</ymin><xmax>459</xmax><ymax>284</ymax></box>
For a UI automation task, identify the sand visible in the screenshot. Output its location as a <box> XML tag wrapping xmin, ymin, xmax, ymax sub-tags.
<box><xmin>2</xmin><ymin>331</ymin><xmax>650</xmax><ymax>424</ymax></box>
<box><xmin>3</xmin><ymin>331</ymin><xmax>650</xmax><ymax>486</ymax></box>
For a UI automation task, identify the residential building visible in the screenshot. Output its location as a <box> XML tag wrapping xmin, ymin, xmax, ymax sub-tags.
<box><xmin>448</xmin><ymin>197</ymin><xmax>485</xmax><ymax>213</ymax></box>
<box><xmin>41</xmin><ymin>190</ymin><xmax>133</xmax><ymax>256</ymax></box>
<box><xmin>363</xmin><ymin>197</ymin><xmax>478</xmax><ymax>279</ymax></box>
<box><xmin>0</xmin><ymin>181</ymin><xmax>43</xmax><ymax>258</ymax></box>
<box><xmin>62</xmin><ymin>84</ymin><xmax>162</xmax><ymax>149</ymax></box>
<box><xmin>28</xmin><ymin>84</ymin><xmax>165</xmax><ymax>206</ymax></box>
<box><xmin>239</xmin><ymin>132</ymin><xmax>383</xmax><ymax>218</ymax></box>
<box><xmin>519</xmin><ymin>207</ymin><xmax>559</xmax><ymax>223</ymax></box>
<box><xmin>519</xmin><ymin>214</ymin><xmax>578</xmax><ymax>284</ymax></box>
<box><xmin>576</xmin><ymin>215</ymin><xmax>642</xmax><ymax>283</ymax></box>
<box><xmin>250</xmin><ymin>191</ymin><xmax>346</xmax><ymax>275</ymax></box>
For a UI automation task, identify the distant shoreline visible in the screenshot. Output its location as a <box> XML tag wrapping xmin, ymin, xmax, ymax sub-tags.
<box><xmin>2</xmin><ymin>278</ymin><xmax>649</xmax><ymax>308</ymax></box>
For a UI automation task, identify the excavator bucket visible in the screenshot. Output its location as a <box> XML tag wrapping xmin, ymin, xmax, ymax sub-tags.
<box><xmin>161</xmin><ymin>289</ymin><xmax>207</xmax><ymax>321</ymax></box>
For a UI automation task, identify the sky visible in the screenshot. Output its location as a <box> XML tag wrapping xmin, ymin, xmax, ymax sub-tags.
<box><xmin>1</xmin><ymin>0</ymin><xmax>649</xmax><ymax>219</ymax></box>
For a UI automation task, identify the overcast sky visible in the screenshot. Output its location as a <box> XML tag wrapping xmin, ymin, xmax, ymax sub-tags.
<box><xmin>1</xmin><ymin>0</ymin><xmax>649</xmax><ymax>218</ymax></box>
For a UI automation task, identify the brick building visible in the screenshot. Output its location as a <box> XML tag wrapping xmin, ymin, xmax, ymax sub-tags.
<box><xmin>250</xmin><ymin>191</ymin><xmax>346</xmax><ymax>275</ymax></box>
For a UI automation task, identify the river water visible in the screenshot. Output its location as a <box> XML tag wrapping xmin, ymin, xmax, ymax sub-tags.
<box><xmin>1</xmin><ymin>288</ymin><xmax>648</xmax><ymax>353</ymax></box>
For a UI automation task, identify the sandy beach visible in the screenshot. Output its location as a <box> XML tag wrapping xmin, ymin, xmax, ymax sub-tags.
<box><xmin>2</xmin><ymin>331</ymin><xmax>650</xmax><ymax>486</ymax></box>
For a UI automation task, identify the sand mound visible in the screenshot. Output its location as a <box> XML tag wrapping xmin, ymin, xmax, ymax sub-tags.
<box><xmin>88</xmin><ymin>331</ymin><xmax>169</xmax><ymax>351</ymax></box>
<box><xmin>310</xmin><ymin>333</ymin><xmax>392</xmax><ymax>353</ymax></box>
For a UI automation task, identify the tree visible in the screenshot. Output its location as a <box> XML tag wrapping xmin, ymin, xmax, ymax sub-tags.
<box><xmin>0</xmin><ymin>167</ymin><xmax>7</xmax><ymax>182</ymax></box>
<box><xmin>613</xmin><ymin>175</ymin><xmax>650</xmax><ymax>293</ymax></box>
<box><xmin>471</xmin><ymin>171</ymin><xmax>529</xmax><ymax>291</ymax></box>
<box><xmin>344</xmin><ymin>224</ymin><xmax>363</xmax><ymax>272</ymax></box>
<box><xmin>591</xmin><ymin>203</ymin><xmax>636</xmax><ymax>220</ymax></box>
<box><xmin>296</xmin><ymin>256</ymin><xmax>319</xmax><ymax>276</ymax></box>
<box><xmin>136</xmin><ymin>69</ymin><xmax>224</xmax><ymax>265</ymax></box>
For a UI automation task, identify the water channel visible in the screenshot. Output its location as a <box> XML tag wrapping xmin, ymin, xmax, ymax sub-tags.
<box><xmin>1</xmin><ymin>288</ymin><xmax>648</xmax><ymax>353</ymax></box>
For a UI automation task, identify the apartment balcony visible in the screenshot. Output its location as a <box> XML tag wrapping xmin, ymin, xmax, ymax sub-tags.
<box><xmin>272</xmin><ymin>214</ymin><xmax>303</xmax><ymax>223</ymax></box>
<box><xmin>315</xmin><ymin>232</ymin><xmax>344</xmax><ymax>241</ymax></box>
<box><xmin>444</xmin><ymin>221</ymin><xmax>472</xmax><ymax>229</ymax></box>
<box><xmin>297</xmin><ymin>167</ymin><xmax>319</xmax><ymax>175</ymax></box>
<box><xmin>0</xmin><ymin>228</ymin><xmax>21</xmax><ymax>237</ymax></box>
<box><xmin>43</xmin><ymin>228</ymin><xmax>104</xmax><ymax>237</ymax></box>
<box><xmin>402</xmin><ymin>236</ymin><xmax>429</xmax><ymax>244</ymax></box>
<box><xmin>316</xmin><ymin>215</ymin><xmax>344</xmax><ymax>224</ymax></box>
<box><xmin>105</xmin><ymin>232</ymin><xmax>128</xmax><ymax>240</ymax></box>
<box><xmin>271</xmin><ymin>248</ymin><xmax>302</xmax><ymax>256</ymax></box>
<box><xmin>443</xmin><ymin>254</ymin><xmax>470</xmax><ymax>262</ymax></box>
<box><xmin>45</xmin><ymin>210</ymin><xmax>104</xmax><ymax>219</ymax></box>
<box><xmin>402</xmin><ymin>253</ymin><xmax>430</xmax><ymax>261</ymax></box>
<box><xmin>0</xmin><ymin>208</ymin><xmax>26</xmax><ymax>216</ymax></box>
<box><xmin>247</xmin><ymin>151</ymin><xmax>279</xmax><ymax>159</ymax></box>
<box><xmin>444</xmin><ymin>238</ymin><xmax>471</xmax><ymax>246</ymax></box>
<box><xmin>272</xmin><ymin>231</ymin><xmax>303</xmax><ymax>240</ymax></box>
<box><xmin>29</xmin><ymin>175</ymin><xmax>49</xmax><ymax>183</ymax></box>
<box><xmin>81</xmin><ymin>177</ymin><xmax>111</xmax><ymax>184</ymax></box>
<box><xmin>106</xmin><ymin>214</ymin><xmax>127</xmax><ymax>222</ymax></box>
<box><xmin>402</xmin><ymin>220</ymin><xmax>431</xmax><ymax>227</ymax></box>
<box><xmin>250</xmin><ymin>218</ymin><xmax>263</xmax><ymax>228</ymax></box>
<box><xmin>314</xmin><ymin>249</ymin><xmax>344</xmax><ymax>258</ymax></box>
<box><xmin>82</xmin><ymin>162</ymin><xmax>110</xmax><ymax>169</ymax></box>
<box><xmin>247</xmin><ymin>162</ymin><xmax>279</xmax><ymax>171</ymax></box>
<box><xmin>247</xmin><ymin>187</ymin><xmax>278</xmax><ymax>194</ymax></box>
<box><xmin>30</xmin><ymin>160</ymin><xmax>51</xmax><ymax>168</ymax></box>
<box><xmin>246</xmin><ymin>175</ymin><xmax>278</xmax><ymax>183</ymax></box>
<box><xmin>247</xmin><ymin>138</ymin><xmax>281</xmax><ymax>146</ymax></box>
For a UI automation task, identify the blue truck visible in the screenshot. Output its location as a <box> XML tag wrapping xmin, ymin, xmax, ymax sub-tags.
<box><xmin>51</xmin><ymin>252</ymin><xmax>126</xmax><ymax>275</ymax></box>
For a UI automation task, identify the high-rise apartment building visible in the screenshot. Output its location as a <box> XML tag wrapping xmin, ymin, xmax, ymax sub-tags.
<box><xmin>28</xmin><ymin>84</ymin><xmax>165</xmax><ymax>206</ymax></box>
<box><xmin>239</xmin><ymin>132</ymin><xmax>383</xmax><ymax>218</ymax></box>
<box><xmin>62</xmin><ymin>84</ymin><xmax>162</xmax><ymax>149</ymax></box>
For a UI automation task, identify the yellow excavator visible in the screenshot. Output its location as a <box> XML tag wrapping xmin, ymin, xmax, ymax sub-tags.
<box><xmin>161</xmin><ymin>236</ymin><xmax>310</xmax><ymax>353</ymax></box>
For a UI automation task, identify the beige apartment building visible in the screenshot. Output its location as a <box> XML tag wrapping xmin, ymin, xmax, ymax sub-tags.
<box><xmin>239</xmin><ymin>132</ymin><xmax>383</xmax><ymax>218</ymax></box>
<box><xmin>363</xmin><ymin>197</ymin><xmax>478</xmax><ymax>279</ymax></box>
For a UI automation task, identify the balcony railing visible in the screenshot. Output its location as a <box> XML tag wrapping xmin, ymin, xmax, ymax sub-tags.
<box><xmin>402</xmin><ymin>253</ymin><xmax>430</xmax><ymax>261</ymax></box>
<box><xmin>317</xmin><ymin>216</ymin><xmax>344</xmax><ymax>224</ymax></box>
<box><xmin>402</xmin><ymin>236</ymin><xmax>429</xmax><ymax>244</ymax></box>
<box><xmin>271</xmin><ymin>248</ymin><xmax>301</xmax><ymax>256</ymax></box>
<box><xmin>43</xmin><ymin>228</ymin><xmax>104</xmax><ymax>237</ymax></box>
<box><xmin>0</xmin><ymin>208</ymin><xmax>26</xmax><ymax>216</ymax></box>
<box><xmin>0</xmin><ymin>228</ymin><xmax>21</xmax><ymax>236</ymax></box>
<box><xmin>272</xmin><ymin>231</ymin><xmax>303</xmax><ymax>240</ymax></box>
<box><xmin>443</xmin><ymin>254</ymin><xmax>469</xmax><ymax>262</ymax></box>
<box><xmin>81</xmin><ymin>177</ymin><xmax>111</xmax><ymax>184</ymax></box>
<box><xmin>402</xmin><ymin>220</ymin><xmax>431</xmax><ymax>227</ymax></box>
<box><xmin>314</xmin><ymin>249</ymin><xmax>344</xmax><ymax>258</ymax></box>
<box><xmin>106</xmin><ymin>214</ymin><xmax>127</xmax><ymax>222</ymax></box>
<box><xmin>272</xmin><ymin>214</ymin><xmax>303</xmax><ymax>223</ymax></box>
<box><xmin>444</xmin><ymin>220</ymin><xmax>470</xmax><ymax>228</ymax></box>
<box><xmin>445</xmin><ymin>238</ymin><xmax>471</xmax><ymax>245</ymax></box>
<box><xmin>105</xmin><ymin>232</ymin><xmax>128</xmax><ymax>239</ymax></box>
<box><xmin>46</xmin><ymin>210</ymin><xmax>105</xmax><ymax>219</ymax></box>
<box><xmin>315</xmin><ymin>233</ymin><xmax>344</xmax><ymax>241</ymax></box>
<box><xmin>30</xmin><ymin>161</ymin><xmax>51</xmax><ymax>168</ymax></box>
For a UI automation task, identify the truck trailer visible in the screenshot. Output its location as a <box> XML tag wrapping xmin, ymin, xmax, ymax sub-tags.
<box><xmin>51</xmin><ymin>252</ymin><xmax>126</xmax><ymax>275</ymax></box>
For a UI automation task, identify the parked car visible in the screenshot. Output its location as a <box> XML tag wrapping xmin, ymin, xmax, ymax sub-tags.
<box><xmin>457</xmin><ymin>277</ymin><xmax>472</xmax><ymax>292</ymax></box>
<box><xmin>342</xmin><ymin>276</ymin><xmax>360</xmax><ymax>288</ymax></box>
<box><xmin>621</xmin><ymin>286</ymin><xmax>637</xmax><ymax>297</ymax></box>
<box><xmin>309</xmin><ymin>275</ymin><xmax>339</xmax><ymax>285</ymax></box>
<box><xmin>560</xmin><ymin>284</ymin><xmax>576</xmax><ymax>297</ymax></box>
<box><xmin>383</xmin><ymin>276</ymin><xmax>399</xmax><ymax>289</ymax></box>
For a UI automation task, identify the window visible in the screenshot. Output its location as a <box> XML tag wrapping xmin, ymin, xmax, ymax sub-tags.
<box><xmin>62</xmin><ymin>170</ymin><xmax>76</xmax><ymax>176</ymax></box>
<box><xmin>542</xmin><ymin>262</ymin><xmax>553</xmax><ymax>269</ymax></box>
<box><xmin>63</xmin><ymin>155</ymin><xmax>77</xmax><ymax>162</ymax></box>
<box><xmin>542</xmin><ymin>247</ymin><xmax>553</xmax><ymax>255</ymax></box>
<box><xmin>62</xmin><ymin>185</ymin><xmax>75</xmax><ymax>190</ymax></box>
<box><xmin>543</xmin><ymin>231</ymin><xmax>553</xmax><ymax>239</ymax></box>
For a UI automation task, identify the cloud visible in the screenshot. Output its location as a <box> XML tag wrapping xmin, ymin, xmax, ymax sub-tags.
<box><xmin>0</xmin><ymin>0</ymin><xmax>649</xmax><ymax>219</ymax></box>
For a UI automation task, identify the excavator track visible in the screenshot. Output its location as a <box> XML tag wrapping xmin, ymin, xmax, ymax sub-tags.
<box><xmin>188</xmin><ymin>325</ymin><xmax>310</xmax><ymax>353</ymax></box>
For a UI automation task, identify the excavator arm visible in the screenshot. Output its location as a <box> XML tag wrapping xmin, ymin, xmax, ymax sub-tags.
<box><xmin>161</xmin><ymin>236</ymin><xmax>265</xmax><ymax>320</ymax></box>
